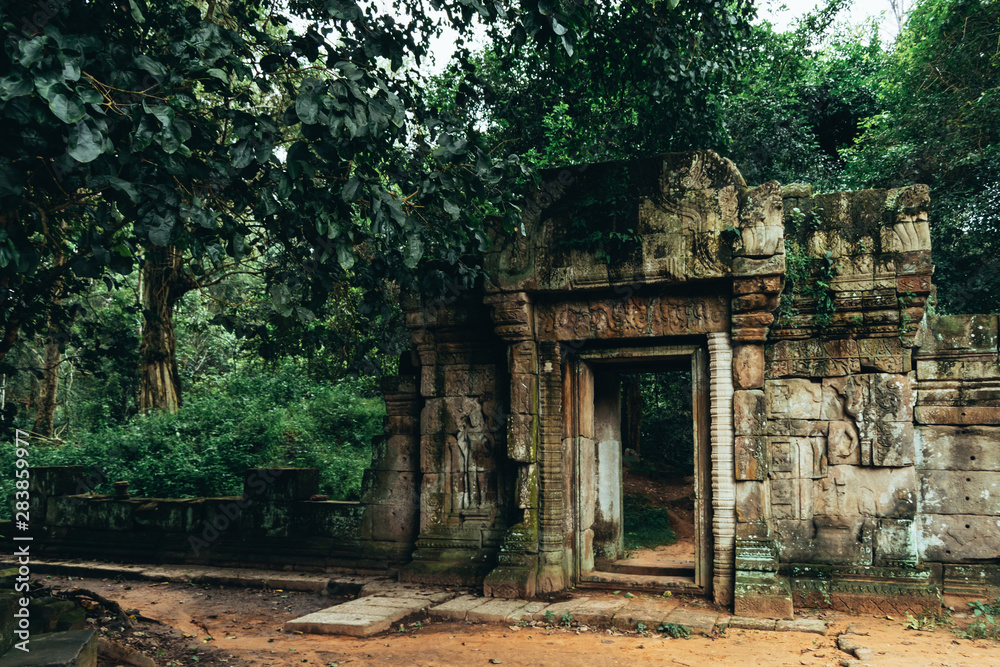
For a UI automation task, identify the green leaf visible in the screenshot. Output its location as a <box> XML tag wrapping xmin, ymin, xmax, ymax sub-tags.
<box><xmin>77</xmin><ymin>85</ymin><xmax>103</xmax><ymax>105</ymax></box>
<box><xmin>668</xmin><ymin>0</ymin><xmax>680</xmax><ymax>9</ymax></box>
<box><xmin>270</xmin><ymin>283</ymin><xmax>293</xmax><ymax>316</ymax></box>
<box><xmin>0</xmin><ymin>159</ymin><xmax>24</xmax><ymax>199</ymax></box>
<box><xmin>404</xmin><ymin>234</ymin><xmax>423</xmax><ymax>269</ymax></box>
<box><xmin>133</xmin><ymin>55</ymin><xmax>167</xmax><ymax>78</ymax></box>
<box><xmin>107</xmin><ymin>177</ymin><xmax>140</xmax><ymax>203</ymax></box>
<box><xmin>142</xmin><ymin>100</ymin><xmax>175</xmax><ymax>127</ymax></box>
<box><xmin>206</xmin><ymin>68</ymin><xmax>229</xmax><ymax>84</ymax></box>
<box><xmin>295</xmin><ymin>81</ymin><xmax>322</xmax><ymax>124</ymax></box>
<box><xmin>336</xmin><ymin>244</ymin><xmax>355</xmax><ymax>270</ymax></box>
<box><xmin>0</xmin><ymin>74</ymin><xmax>34</xmax><ymax>100</ymax></box>
<box><xmin>148</xmin><ymin>216</ymin><xmax>175</xmax><ymax>246</ymax></box>
<box><xmin>18</xmin><ymin>38</ymin><xmax>46</xmax><ymax>68</ymax></box>
<box><xmin>58</xmin><ymin>52</ymin><xmax>81</xmax><ymax>82</ymax></box>
<box><xmin>49</xmin><ymin>93</ymin><xmax>87</xmax><ymax>124</ymax></box>
<box><xmin>68</xmin><ymin>118</ymin><xmax>104</xmax><ymax>163</ymax></box>
<box><xmin>443</xmin><ymin>199</ymin><xmax>461</xmax><ymax>220</ymax></box>
<box><xmin>341</xmin><ymin>177</ymin><xmax>361</xmax><ymax>203</ymax></box>
<box><xmin>35</xmin><ymin>73</ymin><xmax>69</xmax><ymax>102</ymax></box>
<box><xmin>128</xmin><ymin>0</ymin><xmax>146</xmax><ymax>22</ymax></box>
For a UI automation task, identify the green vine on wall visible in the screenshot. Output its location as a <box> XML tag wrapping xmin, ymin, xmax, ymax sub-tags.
<box><xmin>776</xmin><ymin>206</ymin><xmax>838</xmax><ymax>330</ymax></box>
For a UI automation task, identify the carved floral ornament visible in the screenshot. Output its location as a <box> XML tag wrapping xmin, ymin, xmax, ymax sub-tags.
<box><xmin>535</xmin><ymin>294</ymin><xmax>729</xmax><ymax>340</ymax></box>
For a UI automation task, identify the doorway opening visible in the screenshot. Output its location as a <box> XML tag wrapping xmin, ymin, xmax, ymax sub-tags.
<box><xmin>574</xmin><ymin>345</ymin><xmax>711</xmax><ymax>594</ymax></box>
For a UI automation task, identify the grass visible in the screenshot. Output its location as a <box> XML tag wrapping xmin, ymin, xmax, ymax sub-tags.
<box><xmin>623</xmin><ymin>492</ymin><xmax>677</xmax><ymax>551</ymax></box>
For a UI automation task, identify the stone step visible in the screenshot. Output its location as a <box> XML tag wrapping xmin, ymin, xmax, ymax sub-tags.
<box><xmin>0</xmin><ymin>629</ymin><xmax>98</xmax><ymax>667</ymax></box>
<box><xmin>609</xmin><ymin>558</ymin><xmax>696</xmax><ymax>577</ymax></box>
<box><xmin>578</xmin><ymin>570</ymin><xmax>702</xmax><ymax>593</ymax></box>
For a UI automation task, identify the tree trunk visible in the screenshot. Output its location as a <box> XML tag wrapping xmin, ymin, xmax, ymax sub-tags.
<box><xmin>138</xmin><ymin>244</ymin><xmax>188</xmax><ymax>414</ymax></box>
<box><xmin>622</xmin><ymin>373</ymin><xmax>643</xmax><ymax>458</ymax></box>
<box><xmin>32</xmin><ymin>333</ymin><xmax>61</xmax><ymax>436</ymax></box>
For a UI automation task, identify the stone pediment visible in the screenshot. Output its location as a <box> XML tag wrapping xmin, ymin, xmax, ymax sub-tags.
<box><xmin>486</xmin><ymin>151</ymin><xmax>785</xmax><ymax>293</ymax></box>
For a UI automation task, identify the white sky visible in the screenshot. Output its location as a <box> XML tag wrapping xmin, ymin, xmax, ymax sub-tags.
<box><xmin>759</xmin><ymin>0</ymin><xmax>902</xmax><ymax>41</ymax></box>
<box><xmin>421</xmin><ymin>0</ymin><xmax>904</xmax><ymax>74</ymax></box>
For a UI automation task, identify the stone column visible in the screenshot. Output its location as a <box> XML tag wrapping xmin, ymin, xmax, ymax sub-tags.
<box><xmin>708</xmin><ymin>332</ymin><xmax>736</xmax><ymax>605</ymax></box>
<box><xmin>483</xmin><ymin>292</ymin><xmax>542</xmax><ymax>598</ymax></box>
<box><xmin>358</xmin><ymin>371</ymin><xmax>421</xmax><ymax>560</ymax></box>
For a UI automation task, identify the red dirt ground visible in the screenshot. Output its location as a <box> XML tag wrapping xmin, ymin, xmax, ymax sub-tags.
<box><xmin>39</xmin><ymin>575</ymin><xmax>1000</xmax><ymax>667</ymax></box>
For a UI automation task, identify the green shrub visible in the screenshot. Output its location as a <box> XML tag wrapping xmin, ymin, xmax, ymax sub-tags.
<box><xmin>0</xmin><ymin>362</ymin><xmax>383</xmax><ymax>519</ymax></box>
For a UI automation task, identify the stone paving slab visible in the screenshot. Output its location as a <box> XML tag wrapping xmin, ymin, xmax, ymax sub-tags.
<box><xmin>286</xmin><ymin>611</ymin><xmax>397</xmax><ymax>637</ymax></box>
<box><xmin>466</xmin><ymin>599</ymin><xmax>531</xmax><ymax>623</ymax></box>
<box><xmin>0</xmin><ymin>629</ymin><xmax>97</xmax><ymax>667</ymax></box>
<box><xmin>776</xmin><ymin>618</ymin><xmax>829</xmax><ymax>635</ymax></box>
<box><xmin>285</xmin><ymin>596</ymin><xmax>433</xmax><ymax>637</ymax></box>
<box><xmin>611</xmin><ymin>597</ymin><xmax>679</xmax><ymax>629</ymax></box>
<box><xmin>663</xmin><ymin>607</ymin><xmax>720</xmax><ymax>634</ymax></box>
<box><xmin>727</xmin><ymin>616</ymin><xmax>777</xmax><ymax>631</ymax></box>
<box><xmin>531</xmin><ymin>597</ymin><xmax>588</xmax><ymax>621</ymax></box>
<box><xmin>427</xmin><ymin>594</ymin><xmax>489</xmax><ymax>621</ymax></box>
<box><xmin>565</xmin><ymin>598</ymin><xmax>630</xmax><ymax>626</ymax></box>
<box><xmin>506</xmin><ymin>601</ymin><xmax>548</xmax><ymax>623</ymax></box>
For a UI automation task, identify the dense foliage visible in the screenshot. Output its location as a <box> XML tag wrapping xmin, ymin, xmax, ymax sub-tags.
<box><xmin>842</xmin><ymin>0</ymin><xmax>1000</xmax><ymax>313</ymax></box>
<box><xmin>0</xmin><ymin>361</ymin><xmax>382</xmax><ymax>518</ymax></box>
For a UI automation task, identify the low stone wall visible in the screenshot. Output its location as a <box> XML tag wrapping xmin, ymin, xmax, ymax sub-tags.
<box><xmin>24</xmin><ymin>466</ymin><xmax>405</xmax><ymax>572</ymax></box>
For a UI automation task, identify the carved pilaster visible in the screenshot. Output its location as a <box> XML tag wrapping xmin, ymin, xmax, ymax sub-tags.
<box><xmin>483</xmin><ymin>292</ymin><xmax>542</xmax><ymax>597</ymax></box>
<box><xmin>708</xmin><ymin>332</ymin><xmax>736</xmax><ymax>605</ymax></box>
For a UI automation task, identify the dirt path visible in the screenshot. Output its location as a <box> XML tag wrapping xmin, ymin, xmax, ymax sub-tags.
<box><xmin>44</xmin><ymin>576</ymin><xmax>1000</xmax><ymax>667</ymax></box>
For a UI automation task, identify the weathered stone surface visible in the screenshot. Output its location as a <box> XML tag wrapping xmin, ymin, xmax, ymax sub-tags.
<box><xmin>874</xmin><ymin>518</ymin><xmax>917</xmax><ymax>567</ymax></box>
<box><xmin>734</xmin><ymin>275</ymin><xmax>783</xmax><ymax>295</ymax></box>
<box><xmin>562</xmin><ymin>598</ymin><xmax>629</xmax><ymax>625</ymax></box>
<box><xmin>917</xmin><ymin>314</ymin><xmax>999</xmax><ymax>357</ymax></box>
<box><xmin>736</xmin><ymin>481</ymin><xmax>768</xmax><ymax>523</ymax></box>
<box><xmin>766</xmin><ymin>379</ymin><xmax>823</xmax><ymax>420</ymax></box>
<box><xmin>428</xmin><ymin>594</ymin><xmax>488</xmax><ymax>620</ymax></box>
<box><xmin>735</xmin><ymin>390</ymin><xmax>767</xmax><ymax>436</ymax></box>
<box><xmin>915</xmin><ymin>405</ymin><xmax>1000</xmax><ymax>425</ymax></box>
<box><xmin>920</xmin><ymin>471</ymin><xmax>1000</xmax><ymax>515</ymax></box>
<box><xmin>466</xmin><ymin>598</ymin><xmax>532</xmax><ymax>623</ymax></box>
<box><xmin>872</xmin><ymin>421</ymin><xmax>914</xmax><ymax>467</ymax></box>
<box><xmin>775</xmin><ymin>618</ymin><xmax>828</xmax><ymax>635</ymax></box>
<box><xmin>815</xmin><ymin>466</ymin><xmax>917</xmax><ymax>519</ymax></box>
<box><xmin>0</xmin><ymin>629</ymin><xmax>98</xmax><ymax>667</ymax></box>
<box><xmin>733</xmin><ymin>572</ymin><xmax>793</xmax><ymax>620</ymax></box>
<box><xmin>728</xmin><ymin>616</ymin><xmax>777</xmax><ymax>631</ymax></box>
<box><xmin>768</xmin><ymin>339</ymin><xmax>860</xmax><ymax>378</ymax></box>
<box><xmin>736</xmin><ymin>436</ymin><xmax>768</xmax><ymax>480</ymax></box>
<box><xmin>857</xmin><ymin>337</ymin><xmax>908</xmax><ymax>373</ymax></box>
<box><xmin>916</xmin><ymin>426</ymin><xmax>1000</xmax><ymax>470</ymax></box>
<box><xmin>610</xmin><ymin>598</ymin><xmax>678</xmax><ymax>628</ymax></box>
<box><xmin>734</xmin><ymin>344</ymin><xmax>766</xmax><ymax>389</ymax></box>
<box><xmin>663</xmin><ymin>607</ymin><xmax>721</xmax><ymax>633</ymax></box>
<box><xmin>535</xmin><ymin>294</ymin><xmax>729</xmax><ymax>340</ymax></box>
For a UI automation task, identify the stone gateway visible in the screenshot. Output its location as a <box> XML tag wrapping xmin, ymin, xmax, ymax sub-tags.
<box><xmin>26</xmin><ymin>151</ymin><xmax>1000</xmax><ymax>619</ymax></box>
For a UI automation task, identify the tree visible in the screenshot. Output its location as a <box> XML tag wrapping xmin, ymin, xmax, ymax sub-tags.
<box><xmin>428</xmin><ymin>0</ymin><xmax>756</xmax><ymax>167</ymax></box>
<box><xmin>722</xmin><ymin>0</ymin><xmax>886</xmax><ymax>188</ymax></box>
<box><xmin>842</xmin><ymin>0</ymin><xmax>1000</xmax><ymax>312</ymax></box>
<box><xmin>1</xmin><ymin>0</ymin><xmax>535</xmax><ymax>412</ymax></box>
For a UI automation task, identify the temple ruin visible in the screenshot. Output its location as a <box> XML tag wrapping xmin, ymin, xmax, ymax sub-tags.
<box><xmin>28</xmin><ymin>151</ymin><xmax>1000</xmax><ymax>618</ymax></box>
